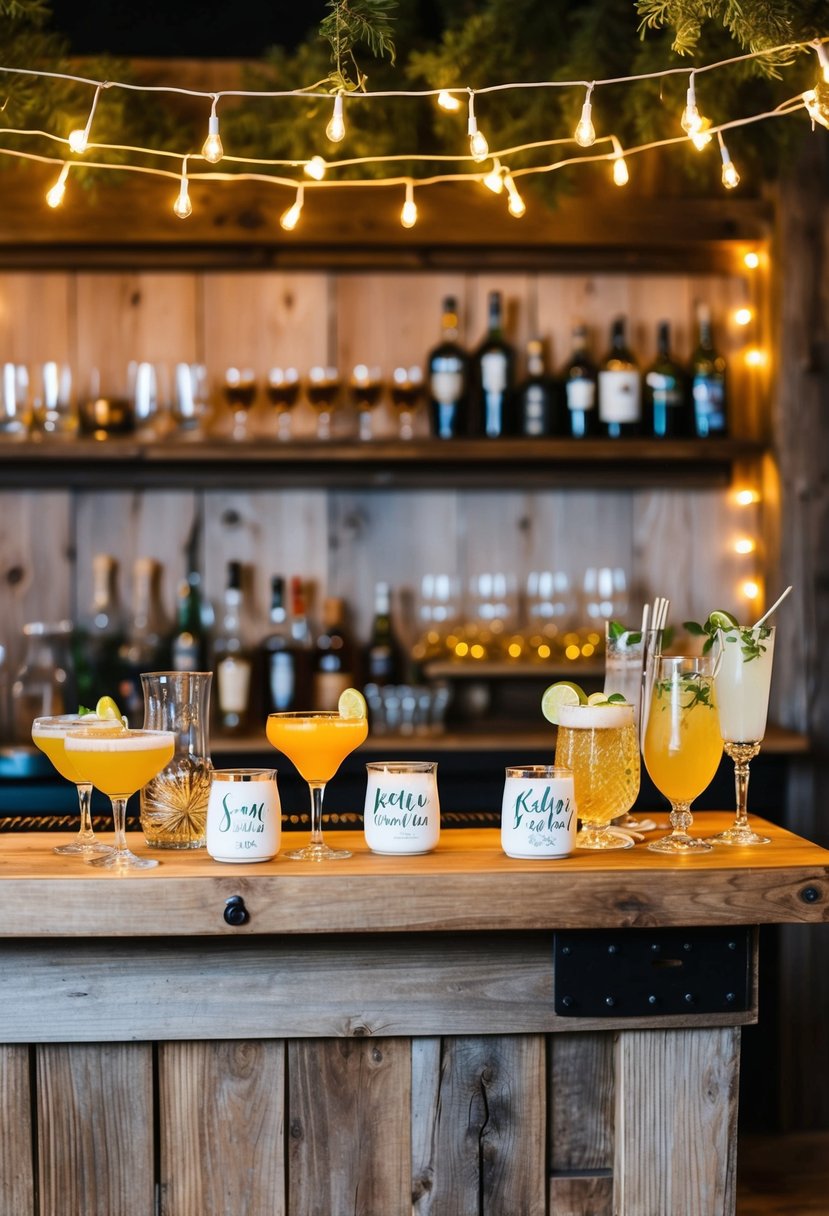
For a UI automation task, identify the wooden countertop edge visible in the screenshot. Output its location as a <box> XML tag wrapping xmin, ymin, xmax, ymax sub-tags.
<box><xmin>0</xmin><ymin>817</ymin><xmax>827</xmax><ymax>936</ymax></box>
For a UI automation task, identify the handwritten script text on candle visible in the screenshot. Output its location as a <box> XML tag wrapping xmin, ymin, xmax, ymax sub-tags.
<box><xmin>372</xmin><ymin>786</ymin><xmax>430</xmax><ymax>828</ymax></box>
<box><xmin>220</xmin><ymin>794</ymin><xmax>266</xmax><ymax>833</ymax></box>
<box><xmin>512</xmin><ymin>786</ymin><xmax>574</xmax><ymax>833</ymax></box>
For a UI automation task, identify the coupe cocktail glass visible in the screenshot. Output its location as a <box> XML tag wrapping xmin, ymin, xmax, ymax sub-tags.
<box><xmin>554</xmin><ymin>702</ymin><xmax>640</xmax><ymax>850</ymax></box>
<box><xmin>307</xmin><ymin>366</ymin><xmax>341</xmax><ymax>441</ymax></box>
<box><xmin>266</xmin><ymin>711</ymin><xmax>368</xmax><ymax>861</ymax></box>
<box><xmin>707</xmin><ymin>624</ymin><xmax>775</xmax><ymax>846</ymax></box>
<box><xmin>223</xmin><ymin>367</ymin><xmax>256</xmax><ymax>440</ymax></box>
<box><xmin>31</xmin><ymin>714</ymin><xmax>113</xmax><ymax>856</ymax></box>
<box><xmin>644</xmin><ymin>656</ymin><xmax>722</xmax><ymax>854</ymax></box>
<box><xmin>349</xmin><ymin>364</ymin><xmax>383</xmax><ymax>441</ymax></box>
<box><xmin>266</xmin><ymin>367</ymin><xmax>300</xmax><ymax>441</ymax></box>
<box><xmin>65</xmin><ymin>726</ymin><xmax>175</xmax><ymax>871</ymax></box>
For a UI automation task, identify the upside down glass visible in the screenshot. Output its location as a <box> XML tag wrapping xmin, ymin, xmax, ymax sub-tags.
<box><xmin>644</xmin><ymin>655</ymin><xmax>723</xmax><ymax>854</ymax></box>
<box><xmin>267</xmin><ymin>711</ymin><xmax>368</xmax><ymax>860</ymax></box>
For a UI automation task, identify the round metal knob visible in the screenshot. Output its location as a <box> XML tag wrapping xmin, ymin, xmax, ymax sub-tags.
<box><xmin>223</xmin><ymin>895</ymin><xmax>249</xmax><ymax>926</ymax></box>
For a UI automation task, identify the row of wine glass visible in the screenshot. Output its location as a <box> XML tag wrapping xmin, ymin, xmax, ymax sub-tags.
<box><xmin>0</xmin><ymin>360</ymin><xmax>425</xmax><ymax>442</ymax></box>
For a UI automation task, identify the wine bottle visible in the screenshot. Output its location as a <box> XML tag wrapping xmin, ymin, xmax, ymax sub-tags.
<box><xmin>213</xmin><ymin>560</ymin><xmax>253</xmax><ymax>734</ymax></box>
<box><xmin>171</xmin><ymin>571</ymin><xmax>208</xmax><ymax>673</ymax></box>
<box><xmin>427</xmin><ymin>296</ymin><xmax>468</xmax><ymax>440</ymax></box>
<box><xmin>515</xmin><ymin>339</ymin><xmax>559</xmax><ymax>437</ymax></box>
<box><xmin>76</xmin><ymin>553</ymin><xmax>125</xmax><ymax>708</ymax></box>
<box><xmin>644</xmin><ymin>321</ymin><xmax>690</xmax><ymax>438</ymax></box>
<box><xmin>313</xmin><ymin>597</ymin><xmax>357</xmax><ymax>711</ymax></box>
<box><xmin>364</xmin><ymin>582</ymin><xmax>402</xmax><ymax>686</ymax></box>
<box><xmin>691</xmin><ymin>304</ymin><xmax>728</xmax><ymax>437</ymax></box>
<box><xmin>472</xmin><ymin>290</ymin><xmax>515</xmax><ymax>438</ymax></box>
<box><xmin>260</xmin><ymin>575</ymin><xmax>296</xmax><ymax>713</ymax></box>
<box><xmin>118</xmin><ymin>557</ymin><xmax>170</xmax><ymax>725</ymax></box>
<box><xmin>561</xmin><ymin>324</ymin><xmax>599</xmax><ymax>438</ymax></box>
<box><xmin>598</xmin><ymin>318</ymin><xmax>641</xmax><ymax>438</ymax></box>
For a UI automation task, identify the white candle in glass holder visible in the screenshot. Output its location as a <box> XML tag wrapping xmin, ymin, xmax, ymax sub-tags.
<box><xmin>501</xmin><ymin>765</ymin><xmax>576</xmax><ymax>859</ymax></box>
<box><xmin>364</xmin><ymin>761</ymin><xmax>440</xmax><ymax>854</ymax></box>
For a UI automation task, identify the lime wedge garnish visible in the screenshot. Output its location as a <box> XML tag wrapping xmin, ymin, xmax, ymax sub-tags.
<box><xmin>95</xmin><ymin>695</ymin><xmax>123</xmax><ymax>721</ymax></box>
<box><xmin>338</xmin><ymin>687</ymin><xmax>368</xmax><ymax>721</ymax></box>
<box><xmin>541</xmin><ymin>680</ymin><xmax>587</xmax><ymax>725</ymax></box>
<box><xmin>606</xmin><ymin>692</ymin><xmax>629</xmax><ymax>704</ymax></box>
<box><xmin>587</xmin><ymin>692</ymin><xmax>608</xmax><ymax>705</ymax></box>
<box><xmin>708</xmin><ymin>609</ymin><xmax>739</xmax><ymax>631</ymax></box>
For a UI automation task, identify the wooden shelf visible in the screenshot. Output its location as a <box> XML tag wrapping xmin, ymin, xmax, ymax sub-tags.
<box><xmin>0</xmin><ymin>435</ymin><xmax>764</xmax><ymax>490</ymax></box>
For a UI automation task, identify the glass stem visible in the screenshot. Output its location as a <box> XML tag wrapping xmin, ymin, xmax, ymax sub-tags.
<box><xmin>725</xmin><ymin>742</ymin><xmax>761</xmax><ymax>830</ymax></box>
<box><xmin>669</xmin><ymin>801</ymin><xmax>692</xmax><ymax>838</ymax></box>
<box><xmin>76</xmin><ymin>782</ymin><xmax>96</xmax><ymax>841</ymax></box>
<box><xmin>111</xmin><ymin>797</ymin><xmax>129</xmax><ymax>856</ymax></box>
<box><xmin>308</xmin><ymin>782</ymin><xmax>327</xmax><ymax>846</ymax></box>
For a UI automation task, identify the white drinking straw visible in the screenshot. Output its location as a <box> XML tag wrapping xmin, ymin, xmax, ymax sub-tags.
<box><xmin>753</xmin><ymin>585</ymin><xmax>793</xmax><ymax>629</ymax></box>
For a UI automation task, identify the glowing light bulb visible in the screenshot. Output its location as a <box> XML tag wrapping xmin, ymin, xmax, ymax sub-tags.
<box><xmin>305</xmin><ymin>155</ymin><xmax>326</xmax><ymax>181</ymax></box>
<box><xmin>280</xmin><ymin>186</ymin><xmax>304</xmax><ymax>232</ymax></box>
<box><xmin>743</xmin><ymin>251</ymin><xmax>761</xmax><ymax>270</ymax></box>
<box><xmin>437</xmin><ymin>90</ymin><xmax>461</xmax><ymax>112</ymax></box>
<box><xmin>803</xmin><ymin>89</ymin><xmax>829</xmax><ymax>130</ymax></box>
<box><xmin>46</xmin><ymin>163</ymin><xmax>69</xmax><ymax>209</ymax></box>
<box><xmin>574</xmin><ymin>95</ymin><xmax>596</xmax><ymax>147</ymax></box>
<box><xmin>690</xmin><ymin>118</ymin><xmax>713</xmax><ymax>150</ymax></box>
<box><xmin>504</xmin><ymin>172</ymin><xmax>525</xmax><ymax>217</ymax></box>
<box><xmin>483</xmin><ymin>159</ymin><xmax>503</xmax><ymax>193</ymax></box>
<box><xmin>741</xmin><ymin>579</ymin><xmax>761</xmax><ymax>601</ymax></box>
<box><xmin>68</xmin><ymin>128</ymin><xmax>87</xmax><ymax>153</ymax></box>
<box><xmin>326</xmin><ymin>93</ymin><xmax>345</xmax><ymax>143</ymax></box>
<box><xmin>735</xmin><ymin>488</ymin><xmax>760</xmax><ymax>506</ymax></box>
<box><xmin>734</xmin><ymin>307</ymin><xmax>752</xmax><ymax>326</ymax></box>
<box><xmin>612</xmin><ymin>152</ymin><xmax>629</xmax><ymax>186</ymax></box>
<box><xmin>734</xmin><ymin>538</ymin><xmax>756</xmax><ymax>555</ymax></box>
<box><xmin>469</xmin><ymin>127</ymin><xmax>488</xmax><ymax>162</ymax></box>
<box><xmin>813</xmin><ymin>40</ymin><xmax>829</xmax><ymax>85</ymax></box>
<box><xmin>401</xmin><ymin>182</ymin><xmax>417</xmax><ymax>228</ymax></box>
<box><xmin>718</xmin><ymin>134</ymin><xmax>739</xmax><ymax>189</ymax></box>
<box><xmin>681</xmin><ymin>79</ymin><xmax>703</xmax><ymax>135</ymax></box>
<box><xmin>173</xmin><ymin>179</ymin><xmax>192</xmax><ymax>220</ymax></box>
<box><xmin>202</xmin><ymin>112</ymin><xmax>223</xmax><ymax>164</ymax></box>
<box><xmin>744</xmin><ymin>347</ymin><xmax>767</xmax><ymax>368</ymax></box>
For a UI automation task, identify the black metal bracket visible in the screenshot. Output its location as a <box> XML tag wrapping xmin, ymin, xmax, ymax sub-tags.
<box><xmin>554</xmin><ymin>926</ymin><xmax>752</xmax><ymax>1017</ymax></box>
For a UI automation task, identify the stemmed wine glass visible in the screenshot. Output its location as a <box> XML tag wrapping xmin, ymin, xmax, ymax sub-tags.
<box><xmin>31</xmin><ymin>714</ymin><xmax>113</xmax><ymax>856</ymax></box>
<box><xmin>307</xmin><ymin>366</ymin><xmax>341</xmax><ymax>441</ymax></box>
<box><xmin>266</xmin><ymin>708</ymin><xmax>368</xmax><ymax>861</ymax></box>
<box><xmin>390</xmin><ymin>365</ymin><xmax>424</xmax><ymax>440</ymax></box>
<box><xmin>349</xmin><ymin>364</ymin><xmax>383</xmax><ymax>441</ymax></box>
<box><xmin>223</xmin><ymin>367</ymin><xmax>257</xmax><ymax>440</ymax></box>
<box><xmin>266</xmin><ymin>367</ymin><xmax>301</xmax><ymax>441</ymax></box>
<box><xmin>643</xmin><ymin>655</ymin><xmax>723</xmax><ymax>853</ymax></box>
<box><xmin>65</xmin><ymin>725</ymin><xmax>176</xmax><ymax>871</ymax></box>
<box><xmin>706</xmin><ymin>624</ymin><xmax>775</xmax><ymax>846</ymax></box>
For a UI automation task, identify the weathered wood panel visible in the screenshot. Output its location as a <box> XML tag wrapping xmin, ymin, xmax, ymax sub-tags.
<box><xmin>0</xmin><ymin>272</ymin><xmax>72</xmax><ymax>363</ymax></box>
<box><xmin>36</xmin><ymin>1042</ymin><xmax>154</xmax><ymax>1216</ymax></box>
<box><xmin>548</xmin><ymin>1175</ymin><xmax>613</xmax><ymax>1216</ymax></box>
<box><xmin>287</xmin><ymin>1037</ymin><xmax>411</xmax><ymax>1216</ymax></box>
<box><xmin>0</xmin><ymin>1044</ymin><xmax>34</xmax><ymax>1216</ymax></box>
<box><xmin>159</xmin><ymin>1039</ymin><xmax>285</xmax><ymax>1216</ymax></box>
<box><xmin>550</xmin><ymin>1032</ymin><xmax>615</xmax><ymax>1172</ymax></box>
<box><xmin>613</xmin><ymin>1026</ymin><xmax>740</xmax><ymax>1216</ymax></box>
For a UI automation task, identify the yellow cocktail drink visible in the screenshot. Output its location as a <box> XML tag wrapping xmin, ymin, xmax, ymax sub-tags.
<box><xmin>266</xmin><ymin>713</ymin><xmax>368</xmax><ymax>783</ymax></box>
<box><xmin>32</xmin><ymin>726</ymin><xmax>84</xmax><ymax>785</ymax></box>
<box><xmin>31</xmin><ymin>713</ymin><xmax>116</xmax><ymax>857</ymax></box>
<box><xmin>66</xmin><ymin>728</ymin><xmax>175</xmax><ymax>797</ymax></box>
<box><xmin>644</xmin><ymin>684</ymin><xmax>723</xmax><ymax>803</ymax></box>
<box><xmin>555</xmin><ymin>702</ymin><xmax>640</xmax><ymax>849</ymax></box>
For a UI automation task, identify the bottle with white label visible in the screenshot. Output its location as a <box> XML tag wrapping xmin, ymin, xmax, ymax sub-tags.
<box><xmin>213</xmin><ymin>561</ymin><xmax>253</xmax><ymax>735</ymax></box>
<box><xmin>561</xmin><ymin>324</ymin><xmax>599</xmax><ymax>438</ymax></box>
<box><xmin>515</xmin><ymin>339</ymin><xmax>558</xmax><ymax>436</ymax></box>
<box><xmin>598</xmin><ymin>318</ymin><xmax>641</xmax><ymax>438</ymax></box>
<box><xmin>472</xmin><ymin>290</ymin><xmax>514</xmax><ymax>437</ymax></box>
<box><xmin>428</xmin><ymin>296</ymin><xmax>468</xmax><ymax>439</ymax></box>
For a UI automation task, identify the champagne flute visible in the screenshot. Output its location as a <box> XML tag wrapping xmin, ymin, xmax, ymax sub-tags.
<box><xmin>31</xmin><ymin>714</ymin><xmax>114</xmax><ymax>856</ymax></box>
<box><xmin>307</xmin><ymin>366</ymin><xmax>340</xmax><ymax>441</ymax></box>
<box><xmin>223</xmin><ymin>367</ymin><xmax>256</xmax><ymax>440</ymax></box>
<box><xmin>266</xmin><ymin>709</ymin><xmax>368</xmax><ymax>861</ymax></box>
<box><xmin>706</xmin><ymin>624</ymin><xmax>775</xmax><ymax>846</ymax></box>
<box><xmin>390</xmin><ymin>365</ymin><xmax>424</xmax><ymax>440</ymax></box>
<box><xmin>349</xmin><ymin>364</ymin><xmax>383</xmax><ymax>441</ymax></box>
<box><xmin>644</xmin><ymin>655</ymin><xmax>722</xmax><ymax>854</ymax></box>
<box><xmin>65</xmin><ymin>725</ymin><xmax>176</xmax><ymax>871</ymax></box>
<box><xmin>266</xmin><ymin>367</ymin><xmax>301</xmax><ymax>441</ymax></box>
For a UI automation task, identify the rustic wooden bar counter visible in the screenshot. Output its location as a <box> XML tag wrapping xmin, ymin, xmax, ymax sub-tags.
<box><xmin>1</xmin><ymin>814</ymin><xmax>828</xmax><ymax>1216</ymax></box>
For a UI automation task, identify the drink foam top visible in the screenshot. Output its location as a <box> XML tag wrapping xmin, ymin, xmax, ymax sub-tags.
<box><xmin>557</xmin><ymin>702</ymin><xmax>634</xmax><ymax>730</ymax></box>
<box><xmin>65</xmin><ymin>730</ymin><xmax>175</xmax><ymax>752</ymax></box>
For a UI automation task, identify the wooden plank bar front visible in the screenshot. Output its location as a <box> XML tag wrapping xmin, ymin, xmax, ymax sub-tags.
<box><xmin>1</xmin><ymin>814</ymin><xmax>827</xmax><ymax>1216</ymax></box>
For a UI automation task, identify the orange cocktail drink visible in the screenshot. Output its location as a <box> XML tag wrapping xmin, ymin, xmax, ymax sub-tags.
<box><xmin>266</xmin><ymin>713</ymin><xmax>368</xmax><ymax>783</ymax></box>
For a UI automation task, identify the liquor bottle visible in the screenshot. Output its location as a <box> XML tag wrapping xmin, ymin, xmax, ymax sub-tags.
<box><xmin>364</xmin><ymin>582</ymin><xmax>402</xmax><ymax>686</ymax></box>
<box><xmin>515</xmin><ymin>339</ymin><xmax>558</xmax><ymax>437</ymax></box>
<box><xmin>644</xmin><ymin>321</ymin><xmax>690</xmax><ymax>438</ymax></box>
<box><xmin>428</xmin><ymin>295</ymin><xmax>468</xmax><ymax>439</ymax></box>
<box><xmin>171</xmin><ymin>570</ymin><xmax>208</xmax><ymax>673</ymax></box>
<box><xmin>117</xmin><ymin>557</ymin><xmax>170</xmax><ymax>726</ymax></box>
<box><xmin>313</xmin><ymin>597</ymin><xmax>357</xmax><ymax>711</ymax></box>
<box><xmin>76</xmin><ymin>553</ymin><xmax>125</xmax><ymax>708</ymax></box>
<box><xmin>213</xmin><ymin>561</ymin><xmax>253</xmax><ymax>734</ymax></box>
<box><xmin>279</xmin><ymin>575</ymin><xmax>314</xmax><ymax>708</ymax></box>
<box><xmin>561</xmin><ymin>324</ymin><xmax>599</xmax><ymax>438</ymax></box>
<box><xmin>598</xmin><ymin>318</ymin><xmax>641</xmax><ymax>438</ymax></box>
<box><xmin>260</xmin><ymin>576</ymin><xmax>298</xmax><ymax>713</ymax></box>
<box><xmin>691</xmin><ymin>304</ymin><xmax>728</xmax><ymax>437</ymax></box>
<box><xmin>471</xmin><ymin>290</ymin><xmax>515</xmax><ymax>438</ymax></box>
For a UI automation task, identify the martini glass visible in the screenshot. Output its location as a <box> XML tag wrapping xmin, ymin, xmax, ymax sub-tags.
<box><xmin>266</xmin><ymin>711</ymin><xmax>368</xmax><ymax>860</ymax></box>
<box><xmin>65</xmin><ymin>726</ymin><xmax>175</xmax><ymax>871</ymax></box>
<box><xmin>31</xmin><ymin>714</ymin><xmax>114</xmax><ymax>856</ymax></box>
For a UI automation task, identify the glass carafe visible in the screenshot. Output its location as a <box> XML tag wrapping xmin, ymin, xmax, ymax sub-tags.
<box><xmin>140</xmin><ymin>671</ymin><xmax>213</xmax><ymax>848</ymax></box>
<box><xmin>10</xmin><ymin>620</ymin><xmax>74</xmax><ymax>744</ymax></box>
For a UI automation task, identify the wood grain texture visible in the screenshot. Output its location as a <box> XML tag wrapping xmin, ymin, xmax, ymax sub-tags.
<box><xmin>36</xmin><ymin>1042</ymin><xmax>154</xmax><ymax>1216</ymax></box>
<box><xmin>613</xmin><ymin>1027</ymin><xmax>740</xmax><ymax>1216</ymax></box>
<box><xmin>548</xmin><ymin>1174</ymin><xmax>613</xmax><ymax>1216</ymax></box>
<box><xmin>411</xmin><ymin>1035</ymin><xmax>546</xmax><ymax>1216</ymax></box>
<box><xmin>550</xmin><ymin>1033</ymin><xmax>614</xmax><ymax>1171</ymax></box>
<box><xmin>287</xmin><ymin>1037</ymin><xmax>410</xmax><ymax>1216</ymax></box>
<box><xmin>0</xmin><ymin>819</ymin><xmax>826</xmax><ymax>939</ymax></box>
<box><xmin>0</xmin><ymin>1044</ymin><xmax>34</xmax><ymax>1216</ymax></box>
<box><xmin>159</xmin><ymin>1039</ymin><xmax>285</xmax><ymax>1216</ymax></box>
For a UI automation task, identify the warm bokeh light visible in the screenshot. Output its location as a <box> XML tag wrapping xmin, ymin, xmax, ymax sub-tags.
<box><xmin>743</xmin><ymin>251</ymin><xmax>761</xmax><ymax>269</ymax></box>
<box><xmin>734</xmin><ymin>538</ymin><xmax>756</xmax><ymax>555</ymax></box>
<box><xmin>741</xmin><ymin>579</ymin><xmax>761</xmax><ymax>600</ymax></box>
<box><xmin>735</xmin><ymin>488</ymin><xmax>761</xmax><ymax>506</ymax></box>
<box><xmin>734</xmin><ymin>307</ymin><xmax>753</xmax><ymax>326</ymax></box>
<box><xmin>744</xmin><ymin>348</ymin><xmax>768</xmax><ymax>368</ymax></box>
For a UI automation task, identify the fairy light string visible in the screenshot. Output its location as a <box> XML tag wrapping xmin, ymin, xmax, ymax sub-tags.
<box><xmin>0</xmin><ymin>34</ymin><xmax>824</xmax><ymax>223</ymax></box>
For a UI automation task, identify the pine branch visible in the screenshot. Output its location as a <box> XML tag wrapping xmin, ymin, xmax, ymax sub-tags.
<box><xmin>318</xmin><ymin>0</ymin><xmax>398</xmax><ymax>92</ymax></box>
